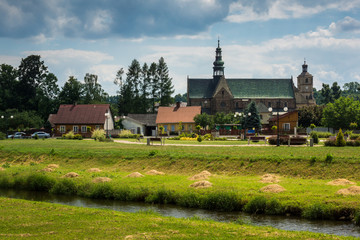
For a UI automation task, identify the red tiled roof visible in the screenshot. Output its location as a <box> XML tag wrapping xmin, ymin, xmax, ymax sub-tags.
<box><xmin>156</xmin><ymin>106</ymin><xmax>201</xmax><ymax>124</ymax></box>
<box><xmin>52</xmin><ymin>104</ymin><xmax>110</xmax><ymax>125</ymax></box>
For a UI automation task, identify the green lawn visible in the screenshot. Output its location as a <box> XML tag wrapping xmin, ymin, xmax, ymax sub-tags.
<box><xmin>0</xmin><ymin>197</ymin><xmax>356</xmax><ymax>240</ymax></box>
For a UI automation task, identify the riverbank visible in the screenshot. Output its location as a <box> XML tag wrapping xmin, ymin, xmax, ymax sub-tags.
<box><xmin>0</xmin><ymin>197</ymin><xmax>357</xmax><ymax>239</ymax></box>
<box><xmin>0</xmin><ymin>139</ymin><xmax>360</xmax><ymax>224</ymax></box>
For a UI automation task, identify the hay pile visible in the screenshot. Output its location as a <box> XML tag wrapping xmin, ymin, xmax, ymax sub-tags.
<box><xmin>47</xmin><ymin>164</ymin><xmax>59</xmax><ymax>169</ymax></box>
<box><xmin>146</xmin><ymin>170</ymin><xmax>165</xmax><ymax>175</ymax></box>
<box><xmin>0</xmin><ymin>167</ymin><xmax>4</xmax><ymax>171</ymax></box>
<box><xmin>41</xmin><ymin>167</ymin><xmax>54</xmax><ymax>172</ymax></box>
<box><xmin>327</xmin><ymin>179</ymin><xmax>356</xmax><ymax>186</ymax></box>
<box><xmin>92</xmin><ymin>177</ymin><xmax>112</xmax><ymax>183</ymax></box>
<box><xmin>260</xmin><ymin>174</ymin><xmax>280</xmax><ymax>183</ymax></box>
<box><xmin>127</xmin><ymin>172</ymin><xmax>144</xmax><ymax>178</ymax></box>
<box><xmin>260</xmin><ymin>184</ymin><xmax>286</xmax><ymax>193</ymax></box>
<box><xmin>62</xmin><ymin>172</ymin><xmax>79</xmax><ymax>178</ymax></box>
<box><xmin>188</xmin><ymin>170</ymin><xmax>212</xmax><ymax>180</ymax></box>
<box><xmin>189</xmin><ymin>180</ymin><xmax>212</xmax><ymax>189</ymax></box>
<box><xmin>87</xmin><ymin>168</ymin><xmax>102</xmax><ymax>172</ymax></box>
<box><xmin>337</xmin><ymin>186</ymin><xmax>360</xmax><ymax>195</ymax></box>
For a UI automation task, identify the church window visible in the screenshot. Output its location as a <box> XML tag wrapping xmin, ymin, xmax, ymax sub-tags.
<box><xmin>268</xmin><ymin>102</ymin><xmax>271</xmax><ymax>108</ymax></box>
<box><xmin>305</xmin><ymin>78</ymin><xmax>308</xmax><ymax>83</ymax></box>
<box><xmin>236</xmin><ymin>102</ymin><xmax>239</xmax><ymax>108</ymax></box>
<box><xmin>220</xmin><ymin>101</ymin><xmax>226</xmax><ymax>107</ymax></box>
<box><xmin>284</xmin><ymin>102</ymin><xmax>288</xmax><ymax>107</ymax></box>
<box><xmin>222</xmin><ymin>90</ymin><xmax>224</xmax><ymax>97</ymax></box>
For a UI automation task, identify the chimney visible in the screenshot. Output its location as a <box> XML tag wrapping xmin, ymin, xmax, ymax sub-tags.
<box><xmin>174</xmin><ymin>101</ymin><xmax>181</xmax><ymax>111</ymax></box>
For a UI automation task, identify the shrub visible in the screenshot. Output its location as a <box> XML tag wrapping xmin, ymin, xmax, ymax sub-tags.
<box><xmin>74</xmin><ymin>134</ymin><xmax>83</xmax><ymax>140</ymax></box>
<box><xmin>178</xmin><ymin>192</ymin><xmax>202</xmax><ymax>208</ymax></box>
<box><xmin>89</xmin><ymin>183</ymin><xmax>115</xmax><ymax>199</ymax></box>
<box><xmin>64</xmin><ymin>131</ymin><xmax>75</xmax><ymax>139</ymax></box>
<box><xmin>324</xmin><ymin>139</ymin><xmax>336</xmax><ymax>146</ymax></box>
<box><xmin>145</xmin><ymin>187</ymin><xmax>176</xmax><ymax>204</ymax></box>
<box><xmin>119</xmin><ymin>130</ymin><xmax>138</xmax><ymax>138</ymax></box>
<box><xmin>335</xmin><ymin>129</ymin><xmax>346</xmax><ymax>147</ymax></box>
<box><xmin>268</xmin><ymin>136</ymin><xmax>289</xmax><ymax>145</ymax></box>
<box><xmin>311</xmin><ymin>131</ymin><xmax>333</xmax><ymax>138</ymax></box>
<box><xmin>265</xmin><ymin>198</ymin><xmax>285</xmax><ymax>215</ymax></box>
<box><xmin>309</xmin><ymin>156</ymin><xmax>317</xmax><ymax>165</ymax></box>
<box><xmin>350</xmin><ymin>133</ymin><xmax>360</xmax><ymax>140</ymax></box>
<box><xmin>0</xmin><ymin>132</ymin><xmax>6</xmax><ymax>140</ymax></box>
<box><xmin>355</xmin><ymin>210</ymin><xmax>360</xmax><ymax>226</ymax></box>
<box><xmin>50</xmin><ymin>178</ymin><xmax>78</xmax><ymax>195</ymax></box>
<box><xmin>91</xmin><ymin>129</ymin><xmax>106</xmax><ymax>141</ymax></box>
<box><xmin>197</xmin><ymin>136</ymin><xmax>202</xmax><ymax>142</ymax></box>
<box><xmin>324</xmin><ymin>153</ymin><xmax>334</xmax><ymax>164</ymax></box>
<box><xmin>214</xmin><ymin>137</ymin><xmax>227</xmax><ymax>141</ymax></box>
<box><xmin>302</xmin><ymin>203</ymin><xmax>331</xmax><ymax>220</ymax></box>
<box><xmin>243</xmin><ymin>196</ymin><xmax>267</xmax><ymax>214</ymax></box>
<box><xmin>203</xmin><ymin>133</ymin><xmax>214</xmax><ymax>141</ymax></box>
<box><xmin>202</xmin><ymin>191</ymin><xmax>242</xmax><ymax>211</ymax></box>
<box><xmin>310</xmin><ymin>132</ymin><xmax>319</xmax><ymax>144</ymax></box>
<box><xmin>26</xmin><ymin>173</ymin><xmax>56</xmax><ymax>191</ymax></box>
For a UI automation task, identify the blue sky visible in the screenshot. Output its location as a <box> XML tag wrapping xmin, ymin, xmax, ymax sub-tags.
<box><xmin>1</xmin><ymin>0</ymin><xmax>360</xmax><ymax>96</ymax></box>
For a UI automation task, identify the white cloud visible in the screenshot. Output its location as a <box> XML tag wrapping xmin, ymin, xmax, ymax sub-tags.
<box><xmin>22</xmin><ymin>49</ymin><xmax>113</xmax><ymax>65</ymax></box>
<box><xmin>89</xmin><ymin>64</ymin><xmax>122</xmax><ymax>83</ymax></box>
<box><xmin>85</xmin><ymin>10</ymin><xmax>113</xmax><ymax>34</ymax></box>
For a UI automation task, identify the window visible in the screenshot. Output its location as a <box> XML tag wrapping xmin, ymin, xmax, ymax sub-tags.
<box><xmin>283</xmin><ymin>123</ymin><xmax>290</xmax><ymax>131</ymax></box>
<box><xmin>171</xmin><ymin>125</ymin><xmax>175</xmax><ymax>131</ymax></box>
<box><xmin>260</xmin><ymin>115</ymin><xmax>263</xmax><ymax>120</ymax></box>
<box><xmin>60</xmin><ymin>125</ymin><xmax>66</xmax><ymax>133</ymax></box>
<box><xmin>164</xmin><ymin>125</ymin><xmax>168</xmax><ymax>132</ymax></box>
<box><xmin>182</xmin><ymin>125</ymin><xmax>185</xmax><ymax>131</ymax></box>
<box><xmin>81</xmin><ymin>126</ymin><xmax>87</xmax><ymax>133</ymax></box>
<box><xmin>268</xmin><ymin>102</ymin><xmax>271</xmax><ymax>108</ymax></box>
<box><xmin>73</xmin><ymin>126</ymin><xmax>78</xmax><ymax>133</ymax></box>
<box><xmin>220</xmin><ymin>101</ymin><xmax>226</xmax><ymax>107</ymax></box>
<box><xmin>305</xmin><ymin>78</ymin><xmax>308</xmax><ymax>83</ymax></box>
<box><xmin>236</xmin><ymin>102</ymin><xmax>239</xmax><ymax>108</ymax></box>
<box><xmin>284</xmin><ymin>102</ymin><xmax>288</xmax><ymax>107</ymax></box>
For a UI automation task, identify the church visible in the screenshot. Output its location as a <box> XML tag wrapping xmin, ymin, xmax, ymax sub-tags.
<box><xmin>186</xmin><ymin>41</ymin><xmax>315</xmax><ymax>117</ymax></box>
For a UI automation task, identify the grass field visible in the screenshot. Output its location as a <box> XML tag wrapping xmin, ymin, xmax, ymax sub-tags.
<box><xmin>0</xmin><ymin>139</ymin><xmax>360</xmax><ymax>224</ymax></box>
<box><xmin>0</xmin><ymin>197</ymin><xmax>357</xmax><ymax>240</ymax></box>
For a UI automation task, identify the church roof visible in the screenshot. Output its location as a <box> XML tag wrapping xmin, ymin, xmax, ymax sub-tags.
<box><xmin>188</xmin><ymin>78</ymin><xmax>294</xmax><ymax>99</ymax></box>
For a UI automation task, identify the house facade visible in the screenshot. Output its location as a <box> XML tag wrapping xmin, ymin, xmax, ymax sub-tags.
<box><xmin>156</xmin><ymin>103</ymin><xmax>201</xmax><ymax>135</ymax></box>
<box><xmin>269</xmin><ymin>110</ymin><xmax>299</xmax><ymax>133</ymax></box>
<box><xmin>120</xmin><ymin>114</ymin><xmax>157</xmax><ymax>136</ymax></box>
<box><xmin>52</xmin><ymin>104</ymin><xmax>114</xmax><ymax>137</ymax></box>
<box><xmin>187</xmin><ymin>40</ymin><xmax>315</xmax><ymax>118</ymax></box>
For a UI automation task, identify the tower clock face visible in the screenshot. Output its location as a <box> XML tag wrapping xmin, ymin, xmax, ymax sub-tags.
<box><xmin>305</xmin><ymin>86</ymin><xmax>308</xmax><ymax>90</ymax></box>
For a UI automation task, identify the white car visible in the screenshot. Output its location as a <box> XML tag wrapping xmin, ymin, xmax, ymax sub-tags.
<box><xmin>7</xmin><ymin>132</ymin><xmax>26</xmax><ymax>139</ymax></box>
<box><xmin>31</xmin><ymin>131</ymin><xmax>50</xmax><ymax>138</ymax></box>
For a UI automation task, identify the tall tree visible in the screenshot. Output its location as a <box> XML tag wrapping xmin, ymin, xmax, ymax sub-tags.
<box><xmin>320</xmin><ymin>83</ymin><xmax>332</xmax><ymax>104</ymax></box>
<box><xmin>36</xmin><ymin>73</ymin><xmax>60</xmax><ymax>119</ymax></box>
<box><xmin>331</xmin><ymin>82</ymin><xmax>342</xmax><ymax>101</ymax></box>
<box><xmin>157</xmin><ymin>57</ymin><xmax>174</xmax><ymax>106</ymax></box>
<box><xmin>58</xmin><ymin>76</ymin><xmax>84</xmax><ymax>104</ymax></box>
<box><xmin>298</xmin><ymin>105</ymin><xmax>325</xmax><ymax>128</ymax></box>
<box><xmin>0</xmin><ymin>64</ymin><xmax>19</xmax><ymax>111</ymax></box>
<box><xmin>83</xmin><ymin>73</ymin><xmax>108</xmax><ymax>104</ymax></box>
<box><xmin>139</xmin><ymin>63</ymin><xmax>151</xmax><ymax>113</ymax></box>
<box><xmin>17</xmin><ymin>55</ymin><xmax>49</xmax><ymax>111</ymax></box>
<box><xmin>243</xmin><ymin>101</ymin><xmax>261</xmax><ymax>131</ymax></box>
<box><xmin>149</xmin><ymin>62</ymin><xmax>159</xmax><ymax>113</ymax></box>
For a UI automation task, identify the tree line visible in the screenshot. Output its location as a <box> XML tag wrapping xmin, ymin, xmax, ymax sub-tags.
<box><xmin>0</xmin><ymin>55</ymin><xmax>174</xmax><ymax>132</ymax></box>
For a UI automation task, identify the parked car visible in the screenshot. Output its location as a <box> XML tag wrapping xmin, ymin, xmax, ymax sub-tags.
<box><xmin>7</xmin><ymin>132</ymin><xmax>26</xmax><ymax>139</ymax></box>
<box><xmin>31</xmin><ymin>131</ymin><xmax>50</xmax><ymax>138</ymax></box>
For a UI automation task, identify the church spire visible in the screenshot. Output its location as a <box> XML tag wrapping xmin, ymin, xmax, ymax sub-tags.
<box><xmin>213</xmin><ymin>39</ymin><xmax>224</xmax><ymax>79</ymax></box>
<box><xmin>302</xmin><ymin>59</ymin><xmax>308</xmax><ymax>73</ymax></box>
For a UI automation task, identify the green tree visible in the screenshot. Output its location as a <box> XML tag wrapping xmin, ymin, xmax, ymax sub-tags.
<box><xmin>243</xmin><ymin>101</ymin><xmax>261</xmax><ymax>131</ymax></box>
<box><xmin>342</xmin><ymin>82</ymin><xmax>360</xmax><ymax>100</ymax></box>
<box><xmin>0</xmin><ymin>64</ymin><xmax>19</xmax><ymax>111</ymax></box>
<box><xmin>149</xmin><ymin>62</ymin><xmax>159</xmax><ymax>113</ymax></box>
<box><xmin>174</xmin><ymin>93</ymin><xmax>187</xmax><ymax>102</ymax></box>
<box><xmin>320</xmin><ymin>83</ymin><xmax>332</xmax><ymax>104</ymax></box>
<box><xmin>298</xmin><ymin>105</ymin><xmax>324</xmax><ymax>127</ymax></box>
<box><xmin>335</xmin><ymin>129</ymin><xmax>346</xmax><ymax>147</ymax></box>
<box><xmin>157</xmin><ymin>57</ymin><xmax>174</xmax><ymax>106</ymax></box>
<box><xmin>58</xmin><ymin>76</ymin><xmax>84</xmax><ymax>104</ymax></box>
<box><xmin>331</xmin><ymin>82</ymin><xmax>342</xmax><ymax>101</ymax></box>
<box><xmin>83</xmin><ymin>73</ymin><xmax>108</xmax><ymax>104</ymax></box>
<box><xmin>36</xmin><ymin>72</ymin><xmax>60</xmax><ymax>119</ymax></box>
<box><xmin>194</xmin><ymin>113</ymin><xmax>211</xmax><ymax>129</ymax></box>
<box><xmin>322</xmin><ymin>97</ymin><xmax>360</xmax><ymax>129</ymax></box>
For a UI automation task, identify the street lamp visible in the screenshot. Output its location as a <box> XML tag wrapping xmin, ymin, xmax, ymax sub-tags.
<box><xmin>104</xmin><ymin>112</ymin><xmax>110</xmax><ymax>138</ymax></box>
<box><xmin>269</xmin><ymin>104</ymin><xmax>288</xmax><ymax>146</ymax></box>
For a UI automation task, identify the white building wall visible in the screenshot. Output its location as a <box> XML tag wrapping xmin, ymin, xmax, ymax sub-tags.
<box><xmin>122</xmin><ymin>119</ymin><xmax>145</xmax><ymax>135</ymax></box>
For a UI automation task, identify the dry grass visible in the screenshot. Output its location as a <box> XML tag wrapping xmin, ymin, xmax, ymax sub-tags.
<box><xmin>127</xmin><ymin>172</ymin><xmax>144</xmax><ymax>178</ymax></box>
<box><xmin>62</xmin><ymin>172</ymin><xmax>79</xmax><ymax>178</ymax></box>
<box><xmin>326</xmin><ymin>179</ymin><xmax>356</xmax><ymax>186</ymax></box>
<box><xmin>41</xmin><ymin>167</ymin><xmax>54</xmax><ymax>172</ymax></box>
<box><xmin>146</xmin><ymin>170</ymin><xmax>165</xmax><ymax>175</ymax></box>
<box><xmin>260</xmin><ymin>174</ymin><xmax>280</xmax><ymax>183</ymax></box>
<box><xmin>92</xmin><ymin>177</ymin><xmax>112</xmax><ymax>183</ymax></box>
<box><xmin>47</xmin><ymin>164</ymin><xmax>59</xmax><ymax>169</ymax></box>
<box><xmin>260</xmin><ymin>184</ymin><xmax>286</xmax><ymax>193</ymax></box>
<box><xmin>87</xmin><ymin>168</ymin><xmax>102</xmax><ymax>173</ymax></box>
<box><xmin>189</xmin><ymin>180</ymin><xmax>212</xmax><ymax>189</ymax></box>
<box><xmin>0</xmin><ymin>167</ymin><xmax>4</xmax><ymax>171</ymax></box>
<box><xmin>188</xmin><ymin>170</ymin><xmax>212</xmax><ymax>180</ymax></box>
<box><xmin>336</xmin><ymin>186</ymin><xmax>360</xmax><ymax>195</ymax></box>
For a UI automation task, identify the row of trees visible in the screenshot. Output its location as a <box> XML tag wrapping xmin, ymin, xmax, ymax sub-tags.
<box><xmin>314</xmin><ymin>81</ymin><xmax>360</xmax><ymax>105</ymax></box>
<box><xmin>116</xmin><ymin>57</ymin><xmax>174</xmax><ymax>115</ymax></box>
<box><xmin>194</xmin><ymin>101</ymin><xmax>261</xmax><ymax>131</ymax></box>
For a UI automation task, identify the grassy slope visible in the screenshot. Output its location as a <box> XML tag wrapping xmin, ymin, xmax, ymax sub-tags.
<box><xmin>0</xmin><ymin>197</ymin><xmax>356</xmax><ymax>240</ymax></box>
<box><xmin>0</xmin><ymin>139</ymin><xmax>360</xmax><ymax>216</ymax></box>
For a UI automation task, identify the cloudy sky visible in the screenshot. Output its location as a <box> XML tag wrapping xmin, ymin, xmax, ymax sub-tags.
<box><xmin>1</xmin><ymin>0</ymin><xmax>360</xmax><ymax>96</ymax></box>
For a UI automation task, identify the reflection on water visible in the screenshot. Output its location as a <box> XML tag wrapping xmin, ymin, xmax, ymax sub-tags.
<box><xmin>1</xmin><ymin>188</ymin><xmax>359</xmax><ymax>238</ymax></box>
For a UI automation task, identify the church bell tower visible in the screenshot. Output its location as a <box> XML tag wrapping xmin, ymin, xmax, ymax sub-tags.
<box><xmin>213</xmin><ymin>39</ymin><xmax>224</xmax><ymax>83</ymax></box>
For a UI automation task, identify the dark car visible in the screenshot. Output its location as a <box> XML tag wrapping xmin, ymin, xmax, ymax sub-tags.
<box><xmin>31</xmin><ymin>131</ymin><xmax>50</xmax><ymax>138</ymax></box>
<box><xmin>7</xmin><ymin>132</ymin><xmax>26</xmax><ymax>139</ymax></box>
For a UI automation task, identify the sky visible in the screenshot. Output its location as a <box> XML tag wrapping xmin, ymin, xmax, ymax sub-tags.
<box><xmin>1</xmin><ymin>0</ymin><xmax>360</xmax><ymax>96</ymax></box>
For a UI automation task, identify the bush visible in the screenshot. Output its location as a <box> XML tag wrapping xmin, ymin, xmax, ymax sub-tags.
<box><xmin>310</xmin><ymin>132</ymin><xmax>319</xmax><ymax>144</ymax></box>
<box><xmin>0</xmin><ymin>132</ymin><xmax>6</xmax><ymax>140</ymax></box>
<box><xmin>310</xmin><ymin>131</ymin><xmax>333</xmax><ymax>138</ymax></box>
<box><xmin>335</xmin><ymin>129</ymin><xmax>346</xmax><ymax>147</ymax></box>
<box><xmin>178</xmin><ymin>192</ymin><xmax>202</xmax><ymax>208</ymax></box>
<box><xmin>309</xmin><ymin>156</ymin><xmax>317</xmax><ymax>165</ymax></box>
<box><xmin>243</xmin><ymin>196</ymin><xmax>267</xmax><ymax>214</ymax></box>
<box><xmin>302</xmin><ymin>203</ymin><xmax>331</xmax><ymax>220</ymax></box>
<box><xmin>50</xmin><ymin>178</ymin><xmax>78</xmax><ymax>195</ymax></box>
<box><xmin>201</xmin><ymin>191</ymin><xmax>242</xmax><ymax>211</ymax></box>
<box><xmin>345</xmin><ymin>140</ymin><xmax>360</xmax><ymax>146</ymax></box>
<box><xmin>265</xmin><ymin>198</ymin><xmax>285</xmax><ymax>215</ymax></box>
<box><xmin>91</xmin><ymin>129</ymin><xmax>106</xmax><ymax>141</ymax></box>
<box><xmin>197</xmin><ymin>136</ymin><xmax>202</xmax><ymax>142</ymax></box>
<box><xmin>26</xmin><ymin>173</ymin><xmax>56</xmax><ymax>191</ymax></box>
<box><xmin>119</xmin><ymin>130</ymin><xmax>138</xmax><ymax>138</ymax></box>
<box><xmin>203</xmin><ymin>133</ymin><xmax>214</xmax><ymax>141</ymax></box>
<box><xmin>145</xmin><ymin>187</ymin><xmax>176</xmax><ymax>204</ymax></box>
<box><xmin>355</xmin><ymin>210</ymin><xmax>360</xmax><ymax>226</ymax></box>
<box><xmin>324</xmin><ymin>139</ymin><xmax>336</xmax><ymax>146</ymax></box>
<box><xmin>350</xmin><ymin>133</ymin><xmax>360</xmax><ymax>140</ymax></box>
<box><xmin>64</xmin><ymin>131</ymin><xmax>75</xmax><ymax>139</ymax></box>
<box><xmin>324</xmin><ymin>153</ymin><xmax>334</xmax><ymax>164</ymax></box>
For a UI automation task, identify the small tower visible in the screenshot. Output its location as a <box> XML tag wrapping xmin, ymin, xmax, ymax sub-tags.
<box><xmin>213</xmin><ymin>39</ymin><xmax>224</xmax><ymax>82</ymax></box>
<box><xmin>296</xmin><ymin>61</ymin><xmax>316</xmax><ymax>107</ymax></box>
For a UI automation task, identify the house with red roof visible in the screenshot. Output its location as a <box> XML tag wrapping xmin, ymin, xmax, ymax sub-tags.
<box><xmin>156</xmin><ymin>103</ymin><xmax>201</xmax><ymax>135</ymax></box>
<box><xmin>52</xmin><ymin>104</ymin><xmax>114</xmax><ymax>137</ymax></box>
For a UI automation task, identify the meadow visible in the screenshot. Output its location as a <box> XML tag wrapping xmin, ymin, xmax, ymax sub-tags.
<box><xmin>0</xmin><ymin>139</ymin><xmax>360</xmax><ymax>224</ymax></box>
<box><xmin>1</xmin><ymin>197</ymin><xmax>357</xmax><ymax>240</ymax></box>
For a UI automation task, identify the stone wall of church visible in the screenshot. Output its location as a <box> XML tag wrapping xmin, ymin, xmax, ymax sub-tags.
<box><xmin>211</xmin><ymin>89</ymin><xmax>234</xmax><ymax>114</ymax></box>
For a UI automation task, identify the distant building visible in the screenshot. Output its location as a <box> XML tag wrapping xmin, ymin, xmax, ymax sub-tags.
<box><xmin>187</xmin><ymin>40</ymin><xmax>315</xmax><ymax>118</ymax></box>
<box><xmin>52</xmin><ymin>104</ymin><xmax>114</xmax><ymax>137</ymax></box>
<box><xmin>121</xmin><ymin>114</ymin><xmax>157</xmax><ymax>136</ymax></box>
<box><xmin>156</xmin><ymin>102</ymin><xmax>201</xmax><ymax>134</ymax></box>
